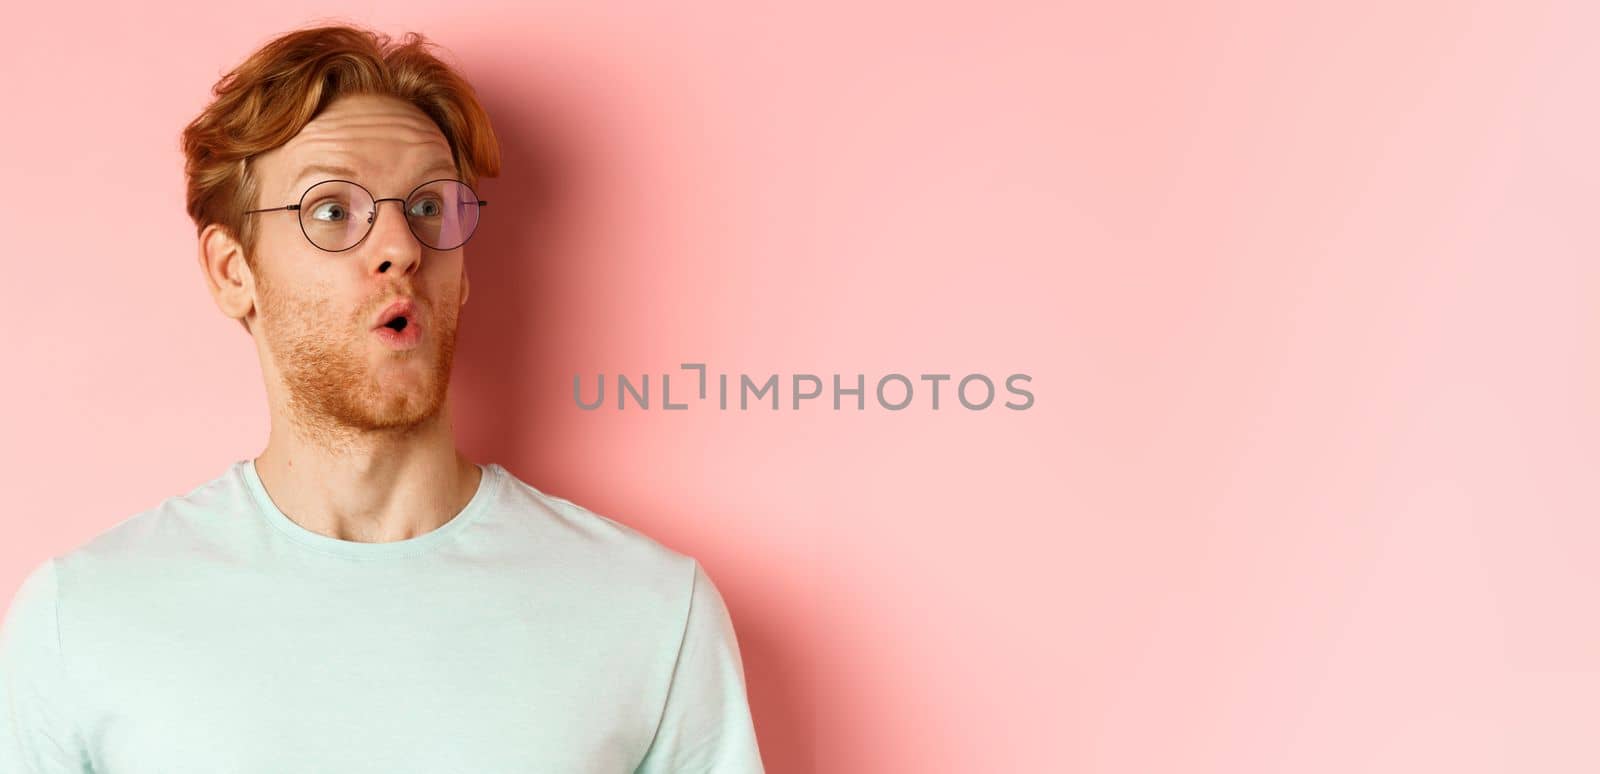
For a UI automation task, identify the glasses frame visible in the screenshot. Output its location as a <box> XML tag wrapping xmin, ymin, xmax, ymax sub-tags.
<box><xmin>244</xmin><ymin>177</ymin><xmax>489</xmax><ymax>253</ymax></box>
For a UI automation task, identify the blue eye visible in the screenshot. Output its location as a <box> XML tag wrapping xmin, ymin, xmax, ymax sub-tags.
<box><xmin>409</xmin><ymin>197</ymin><xmax>442</xmax><ymax>218</ymax></box>
<box><xmin>310</xmin><ymin>200</ymin><xmax>350</xmax><ymax>222</ymax></box>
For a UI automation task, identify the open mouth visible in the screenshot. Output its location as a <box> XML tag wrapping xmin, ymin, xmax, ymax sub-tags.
<box><xmin>371</xmin><ymin>298</ymin><xmax>421</xmax><ymax>349</ymax></box>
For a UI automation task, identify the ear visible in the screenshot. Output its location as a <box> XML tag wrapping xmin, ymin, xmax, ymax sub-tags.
<box><xmin>459</xmin><ymin>263</ymin><xmax>470</xmax><ymax>307</ymax></box>
<box><xmin>199</xmin><ymin>223</ymin><xmax>256</xmax><ymax>328</ymax></box>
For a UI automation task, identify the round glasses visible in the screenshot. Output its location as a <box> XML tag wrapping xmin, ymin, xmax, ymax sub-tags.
<box><xmin>244</xmin><ymin>178</ymin><xmax>488</xmax><ymax>252</ymax></box>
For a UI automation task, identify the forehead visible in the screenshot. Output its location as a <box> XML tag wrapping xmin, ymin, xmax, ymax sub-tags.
<box><xmin>257</xmin><ymin>94</ymin><xmax>457</xmax><ymax>199</ymax></box>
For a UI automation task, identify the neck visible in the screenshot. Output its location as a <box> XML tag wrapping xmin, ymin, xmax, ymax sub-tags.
<box><xmin>253</xmin><ymin>403</ymin><xmax>482</xmax><ymax>544</ymax></box>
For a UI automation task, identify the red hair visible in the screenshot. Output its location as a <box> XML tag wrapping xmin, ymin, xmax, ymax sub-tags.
<box><xmin>181</xmin><ymin>23</ymin><xmax>502</xmax><ymax>269</ymax></box>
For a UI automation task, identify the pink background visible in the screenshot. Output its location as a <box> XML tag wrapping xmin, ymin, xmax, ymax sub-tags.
<box><xmin>3</xmin><ymin>2</ymin><xmax>1597</xmax><ymax>772</ymax></box>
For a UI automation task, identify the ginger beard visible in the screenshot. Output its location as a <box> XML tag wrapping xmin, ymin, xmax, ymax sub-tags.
<box><xmin>255</xmin><ymin>268</ymin><xmax>460</xmax><ymax>441</ymax></box>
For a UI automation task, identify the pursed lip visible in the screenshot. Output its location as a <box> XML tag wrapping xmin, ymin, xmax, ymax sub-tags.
<box><xmin>370</xmin><ymin>297</ymin><xmax>418</xmax><ymax>330</ymax></box>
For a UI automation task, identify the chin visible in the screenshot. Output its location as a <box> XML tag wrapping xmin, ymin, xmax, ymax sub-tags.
<box><xmin>348</xmin><ymin>372</ymin><xmax>434</xmax><ymax>422</ymax></box>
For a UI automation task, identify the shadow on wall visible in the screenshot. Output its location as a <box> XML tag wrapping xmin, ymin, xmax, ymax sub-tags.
<box><xmin>448</xmin><ymin>79</ymin><xmax>576</xmax><ymax>471</ymax></box>
<box><xmin>447</xmin><ymin>77</ymin><xmax>810</xmax><ymax>773</ymax></box>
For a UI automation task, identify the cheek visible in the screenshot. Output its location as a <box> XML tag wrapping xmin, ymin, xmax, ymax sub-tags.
<box><xmin>259</xmin><ymin>275</ymin><xmax>350</xmax><ymax>331</ymax></box>
<box><xmin>421</xmin><ymin>260</ymin><xmax>466</xmax><ymax>316</ymax></box>
<box><xmin>253</xmin><ymin>217</ymin><xmax>305</xmax><ymax>263</ymax></box>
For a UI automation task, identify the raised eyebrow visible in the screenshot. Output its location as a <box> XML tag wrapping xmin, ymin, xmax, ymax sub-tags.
<box><xmin>289</xmin><ymin>164</ymin><xmax>358</xmax><ymax>193</ymax></box>
<box><xmin>415</xmin><ymin>163</ymin><xmax>460</xmax><ymax>182</ymax></box>
<box><xmin>289</xmin><ymin>164</ymin><xmax>461</xmax><ymax>195</ymax></box>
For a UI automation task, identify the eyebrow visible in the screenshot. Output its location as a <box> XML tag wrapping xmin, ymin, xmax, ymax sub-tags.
<box><xmin>288</xmin><ymin>162</ymin><xmax>460</xmax><ymax>195</ymax></box>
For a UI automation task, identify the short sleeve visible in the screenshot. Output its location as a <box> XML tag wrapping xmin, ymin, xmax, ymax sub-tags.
<box><xmin>0</xmin><ymin>558</ymin><xmax>93</xmax><ymax>773</ymax></box>
<box><xmin>633</xmin><ymin>561</ymin><xmax>765</xmax><ymax>774</ymax></box>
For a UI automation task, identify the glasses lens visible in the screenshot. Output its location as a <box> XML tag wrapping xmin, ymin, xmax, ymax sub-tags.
<box><xmin>406</xmin><ymin>180</ymin><xmax>481</xmax><ymax>250</ymax></box>
<box><xmin>298</xmin><ymin>181</ymin><xmax>374</xmax><ymax>251</ymax></box>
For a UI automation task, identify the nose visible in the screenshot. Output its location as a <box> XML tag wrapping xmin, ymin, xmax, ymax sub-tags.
<box><xmin>365</xmin><ymin>198</ymin><xmax>421</xmax><ymax>276</ymax></box>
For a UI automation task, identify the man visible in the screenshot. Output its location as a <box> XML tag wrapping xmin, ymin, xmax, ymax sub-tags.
<box><xmin>0</xmin><ymin>23</ymin><xmax>765</xmax><ymax>773</ymax></box>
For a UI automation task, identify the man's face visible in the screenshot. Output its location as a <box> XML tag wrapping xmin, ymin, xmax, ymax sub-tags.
<box><xmin>246</xmin><ymin>94</ymin><xmax>470</xmax><ymax>437</ymax></box>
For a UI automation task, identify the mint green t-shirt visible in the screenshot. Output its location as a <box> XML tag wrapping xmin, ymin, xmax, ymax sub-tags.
<box><xmin>0</xmin><ymin>460</ymin><xmax>765</xmax><ymax>773</ymax></box>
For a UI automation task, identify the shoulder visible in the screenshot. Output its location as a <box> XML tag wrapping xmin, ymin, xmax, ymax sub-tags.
<box><xmin>482</xmin><ymin>463</ymin><xmax>701</xmax><ymax>593</ymax></box>
<box><xmin>46</xmin><ymin>463</ymin><xmax>243</xmax><ymax>579</ymax></box>
<box><xmin>52</xmin><ymin>462</ymin><xmax>249</xmax><ymax>579</ymax></box>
